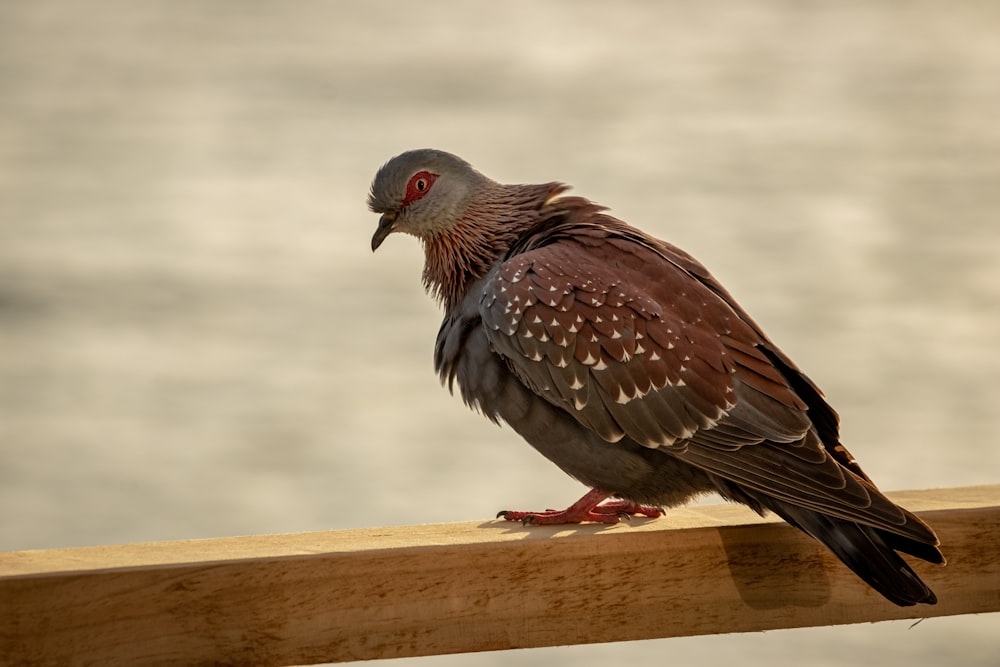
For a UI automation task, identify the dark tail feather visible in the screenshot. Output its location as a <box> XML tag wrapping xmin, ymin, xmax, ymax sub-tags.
<box><xmin>766</xmin><ymin>500</ymin><xmax>940</xmax><ymax>606</ymax></box>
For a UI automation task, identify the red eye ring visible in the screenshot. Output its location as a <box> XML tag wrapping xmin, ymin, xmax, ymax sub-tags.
<box><xmin>402</xmin><ymin>171</ymin><xmax>438</xmax><ymax>206</ymax></box>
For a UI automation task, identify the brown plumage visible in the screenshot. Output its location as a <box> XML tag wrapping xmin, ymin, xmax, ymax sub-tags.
<box><xmin>368</xmin><ymin>148</ymin><xmax>943</xmax><ymax>606</ymax></box>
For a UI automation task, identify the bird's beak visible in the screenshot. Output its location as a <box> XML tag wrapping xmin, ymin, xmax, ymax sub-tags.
<box><xmin>371</xmin><ymin>212</ymin><xmax>398</xmax><ymax>251</ymax></box>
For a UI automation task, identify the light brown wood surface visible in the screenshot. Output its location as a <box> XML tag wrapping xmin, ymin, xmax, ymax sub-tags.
<box><xmin>1</xmin><ymin>485</ymin><xmax>998</xmax><ymax>666</ymax></box>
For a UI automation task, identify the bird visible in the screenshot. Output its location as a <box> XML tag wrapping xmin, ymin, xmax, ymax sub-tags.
<box><xmin>368</xmin><ymin>148</ymin><xmax>943</xmax><ymax>606</ymax></box>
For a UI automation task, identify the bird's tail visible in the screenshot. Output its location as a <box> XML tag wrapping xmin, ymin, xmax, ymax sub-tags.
<box><xmin>764</xmin><ymin>499</ymin><xmax>943</xmax><ymax>606</ymax></box>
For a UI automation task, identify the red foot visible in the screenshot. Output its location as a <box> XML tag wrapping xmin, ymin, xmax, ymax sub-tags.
<box><xmin>497</xmin><ymin>489</ymin><xmax>664</xmax><ymax>525</ymax></box>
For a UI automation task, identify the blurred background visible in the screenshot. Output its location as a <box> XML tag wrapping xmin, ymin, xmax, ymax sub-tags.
<box><xmin>1</xmin><ymin>1</ymin><xmax>998</xmax><ymax>665</ymax></box>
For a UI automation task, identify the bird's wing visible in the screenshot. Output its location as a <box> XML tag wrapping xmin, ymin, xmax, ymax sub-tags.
<box><xmin>479</xmin><ymin>214</ymin><xmax>922</xmax><ymax>536</ymax></box>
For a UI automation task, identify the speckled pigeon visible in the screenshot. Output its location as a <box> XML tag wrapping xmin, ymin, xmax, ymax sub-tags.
<box><xmin>368</xmin><ymin>148</ymin><xmax>943</xmax><ymax>606</ymax></box>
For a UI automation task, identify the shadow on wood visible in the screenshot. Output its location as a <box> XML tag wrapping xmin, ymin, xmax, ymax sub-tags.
<box><xmin>1</xmin><ymin>485</ymin><xmax>998</xmax><ymax>666</ymax></box>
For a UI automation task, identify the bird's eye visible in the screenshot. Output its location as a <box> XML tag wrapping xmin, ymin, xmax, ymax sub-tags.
<box><xmin>402</xmin><ymin>171</ymin><xmax>439</xmax><ymax>206</ymax></box>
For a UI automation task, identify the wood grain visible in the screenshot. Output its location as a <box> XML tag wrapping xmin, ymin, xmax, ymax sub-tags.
<box><xmin>1</xmin><ymin>485</ymin><xmax>998</xmax><ymax>666</ymax></box>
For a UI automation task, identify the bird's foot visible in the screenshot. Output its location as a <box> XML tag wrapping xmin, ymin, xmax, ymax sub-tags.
<box><xmin>496</xmin><ymin>489</ymin><xmax>664</xmax><ymax>526</ymax></box>
<box><xmin>591</xmin><ymin>499</ymin><xmax>665</xmax><ymax>519</ymax></box>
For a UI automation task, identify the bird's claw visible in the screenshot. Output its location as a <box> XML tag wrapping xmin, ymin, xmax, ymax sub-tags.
<box><xmin>496</xmin><ymin>510</ymin><xmax>542</xmax><ymax>525</ymax></box>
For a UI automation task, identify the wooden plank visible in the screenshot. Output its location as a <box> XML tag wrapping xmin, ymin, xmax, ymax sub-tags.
<box><xmin>0</xmin><ymin>485</ymin><xmax>997</xmax><ymax>666</ymax></box>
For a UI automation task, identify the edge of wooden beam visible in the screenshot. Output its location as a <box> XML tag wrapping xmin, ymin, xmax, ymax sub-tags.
<box><xmin>1</xmin><ymin>485</ymin><xmax>998</xmax><ymax>666</ymax></box>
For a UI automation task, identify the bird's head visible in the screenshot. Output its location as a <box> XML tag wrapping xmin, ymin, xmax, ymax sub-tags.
<box><xmin>368</xmin><ymin>149</ymin><xmax>490</xmax><ymax>251</ymax></box>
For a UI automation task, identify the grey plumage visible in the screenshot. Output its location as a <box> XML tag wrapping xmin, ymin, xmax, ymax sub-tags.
<box><xmin>369</xmin><ymin>148</ymin><xmax>943</xmax><ymax>606</ymax></box>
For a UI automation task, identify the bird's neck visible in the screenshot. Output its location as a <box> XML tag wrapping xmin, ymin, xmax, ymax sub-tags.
<box><xmin>421</xmin><ymin>182</ymin><xmax>565</xmax><ymax>311</ymax></box>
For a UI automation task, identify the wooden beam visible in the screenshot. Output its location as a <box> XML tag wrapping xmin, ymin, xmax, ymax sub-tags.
<box><xmin>1</xmin><ymin>485</ymin><xmax>998</xmax><ymax>666</ymax></box>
